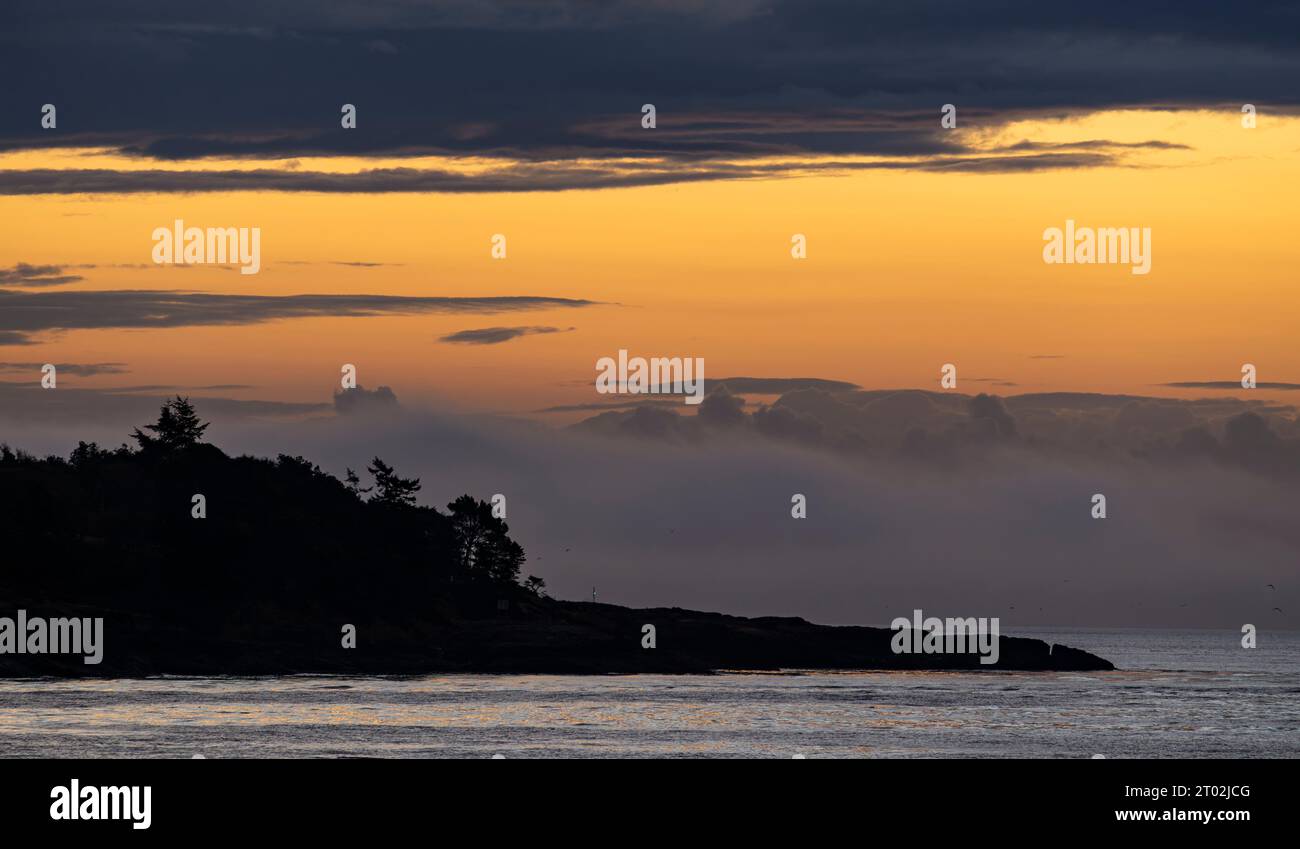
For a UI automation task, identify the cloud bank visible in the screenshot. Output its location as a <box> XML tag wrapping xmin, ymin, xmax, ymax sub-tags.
<box><xmin>3</xmin><ymin>383</ymin><xmax>1296</xmax><ymax>630</ymax></box>
<box><xmin>4</xmin><ymin>2</ymin><xmax>1295</xmax><ymax>192</ymax></box>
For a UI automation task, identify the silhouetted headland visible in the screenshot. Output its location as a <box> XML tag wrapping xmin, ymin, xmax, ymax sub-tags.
<box><xmin>0</xmin><ymin>398</ymin><xmax>1113</xmax><ymax>676</ymax></box>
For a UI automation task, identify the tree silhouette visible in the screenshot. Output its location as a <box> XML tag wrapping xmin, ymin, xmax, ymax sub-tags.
<box><xmin>132</xmin><ymin>397</ymin><xmax>210</xmax><ymax>451</ymax></box>
<box><xmin>1</xmin><ymin>398</ymin><xmax>542</xmax><ymax>676</ymax></box>
<box><xmin>366</xmin><ymin>457</ymin><xmax>421</xmax><ymax>506</ymax></box>
<box><xmin>344</xmin><ymin>467</ymin><xmax>372</xmax><ymax>497</ymax></box>
<box><xmin>69</xmin><ymin>441</ymin><xmax>110</xmax><ymax>468</ymax></box>
<box><xmin>447</xmin><ymin>495</ymin><xmax>525</xmax><ymax>584</ymax></box>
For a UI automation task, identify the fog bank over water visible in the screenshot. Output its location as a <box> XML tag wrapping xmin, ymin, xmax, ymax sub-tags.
<box><xmin>3</xmin><ymin>385</ymin><xmax>1295</xmax><ymax>630</ymax></box>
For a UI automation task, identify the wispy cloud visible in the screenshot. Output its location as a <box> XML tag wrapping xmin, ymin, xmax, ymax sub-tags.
<box><xmin>0</xmin><ymin>380</ymin><xmax>330</xmax><ymax>427</ymax></box>
<box><xmin>439</xmin><ymin>325</ymin><xmax>574</xmax><ymax>345</ymax></box>
<box><xmin>0</xmin><ymin>361</ymin><xmax>129</xmax><ymax>376</ymax></box>
<box><xmin>0</xmin><ymin>289</ymin><xmax>599</xmax><ymax>345</ymax></box>
<box><xmin>0</xmin><ymin>263</ymin><xmax>83</xmax><ymax>287</ymax></box>
<box><xmin>279</xmin><ymin>260</ymin><xmax>403</xmax><ymax>268</ymax></box>
<box><xmin>0</xmin><ymin>152</ymin><xmax>1130</xmax><ymax>196</ymax></box>
<box><xmin>1164</xmin><ymin>381</ymin><xmax>1300</xmax><ymax>390</ymax></box>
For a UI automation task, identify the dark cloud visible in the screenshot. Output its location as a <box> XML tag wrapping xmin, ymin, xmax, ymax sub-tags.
<box><xmin>698</xmin><ymin>388</ymin><xmax>747</xmax><ymax>427</ymax></box>
<box><xmin>0</xmin><ymin>263</ymin><xmax>83</xmax><ymax>287</ymax></box>
<box><xmin>4</xmin><ymin>2</ymin><xmax>1291</xmax><ymax>193</ymax></box>
<box><xmin>575</xmin><ymin>384</ymin><xmax>1300</xmax><ymax>482</ymax></box>
<box><xmin>101</xmin><ymin>383</ymin><xmax>256</xmax><ymax>392</ymax></box>
<box><xmin>440</xmin><ymin>325</ymin><xmax>574</xmax><ymax>345</ymax></box>
<box><xmin>534</xmin><ymin>399</ymin><xmax>685</xmax><ymax>414</ymax></box>
<box><xmin>997</xmin><ymin>139</ymin><xmax>1192</xmax><ymax>153</ymax></box>
<box><xmin>709</xmin><ymin>377</ymin><xmax>859</xmax><ymax>394</ymax></box>
<box><xmin>0</xmin><ymin>152</ymin><xmax>1124</xmax><ymax>195</ymax></box>
<box><xmin>0</xmin><ymin>289</ymin><xmax>598</xmax><ymax>345</ymax></box>
<box><xmin>541</xmin><ymin>376</ymin><xmax>863</xmax><ymax>406</ymax></box>
<box><xmin>753</xmin><ymin>402</ymin><xmax>823</xmax><ymax>443</ymax></box>
<box><xmin>0</xmin><ymin>361</ymin><xmax>128</xmax><ymax>376</ymax></box>
<box><xmin>968</xmin><ymin>393</ymin><xmax>1018</xmax><ymax>438</ymax></box>
<box><xmin>334</xmin><ymin>384</ymin><xmax>399</xmax><ymax>415</ymax></box>
<box><xmin>1164</xmin><ymin>381</ymin><xmax>1300</xmax><ymax>390</ymax></box>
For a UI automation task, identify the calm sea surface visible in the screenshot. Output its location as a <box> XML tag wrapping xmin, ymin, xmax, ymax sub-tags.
<box><xmin>1</xmin><ymin>628</ymin><xmax>1296</xmax><ymax>758</ymax></box>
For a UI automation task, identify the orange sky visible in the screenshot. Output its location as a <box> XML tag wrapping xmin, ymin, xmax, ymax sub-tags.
<box><xmin>2</xmin><ymin>109</ymin><xmax>1297</xmax><ymax>417</ymax></box>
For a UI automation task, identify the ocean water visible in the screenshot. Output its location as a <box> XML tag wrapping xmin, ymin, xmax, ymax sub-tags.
<box><xmin>1</xmin><ymin>628</ymin><xmax>1296</xmax><ymax>758</ymax></box>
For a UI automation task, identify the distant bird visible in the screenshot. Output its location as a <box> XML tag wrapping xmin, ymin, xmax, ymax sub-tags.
<box><xmin>1267</xmin><ymin>584</ymin><xmax>1276</xmax><ymax>591</ymax></box>
<box><xmin>1274</xmin><ymin>607</ymin><xmax>1285</xmax><ymax>614</ymax></box>
<box><xmin>564</xmin><ymin>548</ymin><xmax>572</xmax><ymax>552</ymax></box>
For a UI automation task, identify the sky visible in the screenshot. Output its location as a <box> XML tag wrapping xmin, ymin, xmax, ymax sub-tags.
<box><xmin>2</xmin><ymin>1</ymin><xmax>1298</xmax><ymax>627</ymax></box>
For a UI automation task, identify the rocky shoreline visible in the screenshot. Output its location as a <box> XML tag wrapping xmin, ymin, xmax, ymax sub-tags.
<box><xmin>0</xmin><ymin>597</ymin><xmax>1113</xmax><ymax>676</ymax></box>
